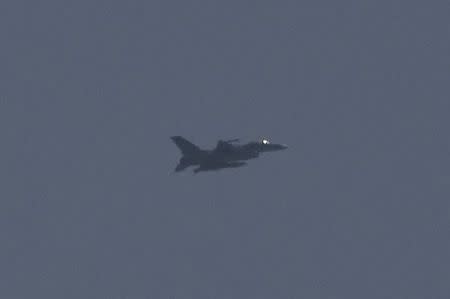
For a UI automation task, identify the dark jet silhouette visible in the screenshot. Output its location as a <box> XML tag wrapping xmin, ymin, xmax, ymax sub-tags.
<box><xmin>171</xmin><ymin>136</ymin><xmax>288</xmax><ymax>173</ymax></box>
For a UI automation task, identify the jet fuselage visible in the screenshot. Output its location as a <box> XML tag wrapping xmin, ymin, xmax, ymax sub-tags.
<box><xmin>171</xmin><ymin>136</ymin><xmax>287</xmax><ymax>173</ymax></box>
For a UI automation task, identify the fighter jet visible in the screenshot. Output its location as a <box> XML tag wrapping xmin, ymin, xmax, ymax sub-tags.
<box><xmin>171</xmin><ymin>136</ymin><xmax>288</xmax><ymax>173</ymax></box>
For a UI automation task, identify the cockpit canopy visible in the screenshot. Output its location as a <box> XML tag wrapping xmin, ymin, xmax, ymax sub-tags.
<box><xmin>261</xmin><ymin>138</ymin><xmax>270</xmax><ymax>145</ymax></box>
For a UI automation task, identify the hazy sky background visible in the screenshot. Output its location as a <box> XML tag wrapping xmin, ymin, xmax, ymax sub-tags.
<box><xmin>1</xmin><ymin>1</ymin><xmax>449</xmax><ymax>298</ymax></box>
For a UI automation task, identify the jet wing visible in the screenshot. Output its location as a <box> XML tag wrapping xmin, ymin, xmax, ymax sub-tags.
<box><xmin>193</xmin><ymin>161</ymin><xmax>247</xmax><ymax>173</ymax></box>
<box><xmin>214</xmin><ymin>140</ymin><xmax>237</xmax><ymax>153</ymax></box>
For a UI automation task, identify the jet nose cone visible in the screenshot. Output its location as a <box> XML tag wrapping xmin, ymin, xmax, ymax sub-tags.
<box><xmin>268</xmin><ymin>143</ymin><xmax>288</xmax><ymax>151</ymax></box>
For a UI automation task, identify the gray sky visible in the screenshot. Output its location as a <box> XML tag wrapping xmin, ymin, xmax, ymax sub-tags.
<box><xmin>1</xmin><ymin>1</ymin><xmax>449</xmax><ymax>298</ymax></box>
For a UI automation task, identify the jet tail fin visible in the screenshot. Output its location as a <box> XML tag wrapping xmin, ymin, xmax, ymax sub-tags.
<box><xmin>170</xmin><ymin>136</ymin><xmax>201</xmax><ymax>156</ymax></box>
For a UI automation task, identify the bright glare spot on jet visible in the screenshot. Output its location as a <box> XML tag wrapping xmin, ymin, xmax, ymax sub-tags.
<box><xmin>262</xmin><ymin>139</ymin><xmax>270</xmax><ymax>144</ymax></box>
